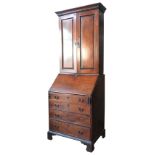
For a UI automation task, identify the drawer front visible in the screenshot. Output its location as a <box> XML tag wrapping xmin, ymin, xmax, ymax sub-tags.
<box><xmin>49</xmin><ymin>100</ymin><xmax>90</xmax><ymax>115</ymax></box>
<box><xmin>49</xmin><ymin>93</ymin><xmax>89</xmax><ymax>104</ymax></box>
<box><xmin>49</xmin><ymin>101</ymin><xmax>69</xmax><ymax>111</ymax></box>
<box><xmin>49</xmin><ymin>109</ymin><xmax>90</xmax><ymax>127</ymax></box>
<box><xmin>50</xmin><ymin>119</ymin><xmax>90</xmax><ymax>140</ymax></box>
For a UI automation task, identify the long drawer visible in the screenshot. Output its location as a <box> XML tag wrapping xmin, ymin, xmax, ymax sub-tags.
<box><xmin>49</xmin><ymin>119</ymin><xmax>90</xmax><ymax>140</ymax></box>
<box><xmin>49</xmin><ymin>93</ymin><xmax>89</xmax><ymax>104</ymax></box>
<box><xmin>49</xmin><ymin>109</ymin><xmax>91</xmax><ymax>127</ymax></box>
<box><xmin>49</xmin><ymin>100</ymin><xmax>90</xmax><ymax>116</ymax></box>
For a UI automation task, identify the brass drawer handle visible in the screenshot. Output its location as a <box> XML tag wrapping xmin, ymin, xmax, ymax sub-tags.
<box><xmin>54</xmin><ymin>104</ymin><xmax>60</xmax><ymax>108</ymax></box>
<box><xmin>53</xmin><ymin>125</ymin><xmax>59</xmax><ymax>129</ymax></box>
<box><xmin>78</xmin><ymin>107</ymin><xmax>84</xmax><ymax>112</ymax></box>
<box><xmin>78</xmin><ymin>131</ymin><xmax>84</xmax><ymax>135</ymax></box>
<box><xmin>54</xmin><ymin>96</ymin><xmax>59</xmax><ymax>99</ymax></box>
<box><xmin>54</xmin><ymin>114</ymin><xmax>61</xmax><ymax>118</ymax></box>
<box><xmin>49</xmin><ymin>94</ymin><xmax>51</xmax><ymax>99</ymax></box>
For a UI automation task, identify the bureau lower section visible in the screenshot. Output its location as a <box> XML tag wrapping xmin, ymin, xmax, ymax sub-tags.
<box><xmin>48</xmin><ymin>92</ymin><xmax>91</xmax><ymax>141</ymax></box>
<box><xmin>48</xmin><ymin>88</ymin><xmax>105</xmax><ymax>152</ymax></box>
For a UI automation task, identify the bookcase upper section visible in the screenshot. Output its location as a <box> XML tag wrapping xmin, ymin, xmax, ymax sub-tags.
<box><xmin>55</xmin><ymin>3</ymin><xmax>106</xmax><ymax>74</ymax></box>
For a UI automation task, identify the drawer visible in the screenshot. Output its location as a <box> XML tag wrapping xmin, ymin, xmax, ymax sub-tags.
<box><xmin>49</xmin><ymin>110</ymin><xmax>91</xmax><ymax>127</ymax></box>
<box><xmin>49</xmin><ymin>100</ymin><xmax>90</xmax><ymax>116</ymax></box>
<box><xmin>49</xmin><ymin>119</ymin><xmax>90</xmax><ymax>140</ymax></box>
<box><xmin>49</xmin><ymin>93</ymin><xmax>68</xmax><ymax>101</ymax></box>
<box><xmin>49</xmin><ymin>93</ymin><xmax>89</xmax><ymax>104</ymax></box>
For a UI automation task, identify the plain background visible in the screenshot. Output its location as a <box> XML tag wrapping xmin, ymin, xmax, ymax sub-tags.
<box><xmin>0</xmin><ymin>0</ymin><xmax>155</xmax><ymax>154</ymax></box>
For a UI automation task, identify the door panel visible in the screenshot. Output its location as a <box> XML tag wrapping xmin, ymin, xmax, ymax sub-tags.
<box><xmin>60</xmin><ymin>14</ymin><xmax>77</xmax><ymax>73</ymax></box>
<box><xmin>80</xmin><ymin>15</ymin><xmax>94</xmax><ymax>69</ymax></box>
<box><xmin>77</xmin><ymin>10</ymin><xmax>99</xmax><ymax>74</ymax></box>
<box><xmin>62</xmin><ymin>18</ymin><xmax>73</xmax><ymax>68</ymax></box>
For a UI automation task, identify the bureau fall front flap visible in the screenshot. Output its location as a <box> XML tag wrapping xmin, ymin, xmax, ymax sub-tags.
<box><xmin>49</xmin><ymin>74</ymin><xmax>98</xmax><ymax>95</ymax></box>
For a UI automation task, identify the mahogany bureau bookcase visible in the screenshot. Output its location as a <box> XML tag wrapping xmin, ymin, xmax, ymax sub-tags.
<box><xmin>47</xmin><ymin>3</ymin><xmax>106</xmax><ymax>152</ymax></box>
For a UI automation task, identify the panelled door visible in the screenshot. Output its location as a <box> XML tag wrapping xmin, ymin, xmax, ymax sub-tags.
<box><xmin>59</xmin><ymin>14</ymin><xmax>77</xmax><ymax>73</ymax></box>
<box><xmin>76</xmin><ymin>10</ymin><xmax>99</xmax><ymax>74</ymax></box>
